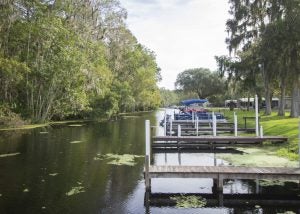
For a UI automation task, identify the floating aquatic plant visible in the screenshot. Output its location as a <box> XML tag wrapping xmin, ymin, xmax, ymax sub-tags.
<box><xmin>66</xmin><ymin>186</ymin><xmax>85</xmax><ymax>196</ymax></box>
<box><xmin>49</xmin><ymin>173</ymin><xmax>58</xmax><ymax>176</ymax></box>
<box><xmin>70</xmin><ymin>141</ymin><xmax>82</xmax><ymax>144</ymax></box>
<box><xmin>259</xmin><ymin>180</ymin><xmax>286</xmax><ymax>187</ymax></box>
<box><xmin>93</xmin><ymin>153</ymin><xmax>144</xmax><ymax>166</ymax></box>
<box><xmin>217</xmin><ymin>147</ymin><xmax>298</xmax><ymax>167</ymax></box>
<box><xmin>68</xmin><ymin>124</ymin><xmax>83</xmax><ymax>127</ymax></box>
<box><xmin>277</xmin><ymin>212</ymin><xmax>296</xmax><ymax>214</ymax></box>
<box><xmin>0</xmin><ymin>152</ymin><xmax>20</xmax><ymax>158</ymax></box>
<box><xmin>170</xmin><ymin>195</ymin><xmax>207</xmax><ymax>208</ymax></box>
<box><xmin>23</xmin><ymin>188</ymin><xmax>29</xmax><ymax>193</ymax></box>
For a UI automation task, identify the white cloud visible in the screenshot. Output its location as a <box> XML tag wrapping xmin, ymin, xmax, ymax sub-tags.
<box><xmin>119</xmin><ymin>0</ymin><xmax>230</xmax><ymax>89</ymax></box>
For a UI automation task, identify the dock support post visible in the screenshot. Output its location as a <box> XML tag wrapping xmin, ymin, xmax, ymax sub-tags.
<box><xmin>213</xmin><ymin>113</ymin><xmax>217</xmax><ymax>136</ymax></box>
<box><xmin>169</xmin><ymin>118</ymin><xmax>173</xmax><ymax>136</ymax></box>
<box><xmin>260</xmin><ymin>125</ymin><xmax>264</xmax><ymax>138</ymax></box>
<box><xmin>234</xmin><ymin>112</ymin><xmax>238</xmax><ymax>137</ymax></box>
<box><xmin>255</xmin><ymin>95</ymin><xmax>259</xmax><ymax>137</ymax></box>
<box><xmin>256</xmin><ymin>178</ymin><xmax>259</xmax><ymax>193</ymax></box>
<box><xmin>145</xmin><ymin>120</ymin><xmax>151</xmax><ymax>191</ymax></box>
<box><xmin>217</xmin><ymin>175</ymin><xmax>223</xmax><ymax>193</ymax></box>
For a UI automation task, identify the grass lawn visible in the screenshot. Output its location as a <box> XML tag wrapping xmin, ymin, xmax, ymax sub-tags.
<box><xmin>215</xmin><ymin>108</ymin><xmax>299</xmax><ymax>161</ymax></box>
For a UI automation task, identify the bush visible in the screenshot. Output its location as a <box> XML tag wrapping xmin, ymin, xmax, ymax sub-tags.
<box><xmin>0</xmin><ymin>104</ymin><xmax>25</xmax><ymax>128</ymax></box>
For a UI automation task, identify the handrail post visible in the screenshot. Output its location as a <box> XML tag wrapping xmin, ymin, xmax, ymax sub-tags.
<box><xmin>196</xmin><ymin>116</ymin><xmax>199</xmax><ymax>136</ymax></box>
<box><xmin>260</xmin><ymin>125</ymin><xmax>264</xmax><ymax>138</ymax></box>
<box><xmin>164</xmin><ymin>111</ymin><xmax>167</xmax><ymax>136</ymax></box>
<box><xmin>213</xmin><ymin>112</ymin><xmax>217</xmax><ymax>136</ymax></box>
<box><xmin>178</xmin><ymin>125</ymin><xmax>181</xmax><ymax>137</ymax></box>
<box><xmin>169</xmin><ymin>118</ymin><xmax>173</xmax><ymax>136</ymax></box>
<box><xmin>234</xmin><ymin>112</ymin><xmax>238</xmax><ymax>137</ymax></box>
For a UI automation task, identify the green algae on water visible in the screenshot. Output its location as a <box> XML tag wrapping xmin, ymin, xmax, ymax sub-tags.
<box><xmin>171</xmin><ymin>195</ymin><xmax>207</xmax><ymax>208</ymax></box>
<box><xmin>259</xmin><ymin>180</ymin><xmax>286</xmax><ymax>187</ymax></box>
<box><xmin>66</xmin><ymin>186</ymin><xmax>85</xmax><ymax>196</ymax></box>
<box><xmin>94</xmin><ymin>153</ymin><xmax>144</xmax><ymax>166</ymax></box>
<box><xmin>217</xmin><ymin>147</ymin><xmax>298</xmax><ymax>167</ymax></box>
<box><xmin>0</xmin><ymin>152</ymin><xmax>20</xmax><ymax>158</ymax></box>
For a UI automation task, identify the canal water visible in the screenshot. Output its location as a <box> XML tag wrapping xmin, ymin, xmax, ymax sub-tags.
<box><xmin>0</xmin><ymin>109</ymin><xmax>299</xmax><ymax>213</ymax></box>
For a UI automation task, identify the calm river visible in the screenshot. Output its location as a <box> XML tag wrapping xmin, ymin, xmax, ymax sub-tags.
<box><xmin>0</xmin><ymin>110</ymin><xmax>299</xmax><ymax>213</ymax></box>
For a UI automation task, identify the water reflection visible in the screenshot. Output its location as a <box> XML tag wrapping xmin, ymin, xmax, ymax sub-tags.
<box><xmin>0</xmin><ymin>110</ymin><xmax>299</xmax><ymax>213</ymax></box>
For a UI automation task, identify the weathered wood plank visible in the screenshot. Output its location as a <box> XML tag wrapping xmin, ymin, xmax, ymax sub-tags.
<box><xmin>152</xmin><ymin>136</ymin><xmax>287</xmax><ymax>143</ymax></box>
<box><xmin>147</xmin><ymin>165</ymin><xmax>300</xmax><ymax>180</ymax></box>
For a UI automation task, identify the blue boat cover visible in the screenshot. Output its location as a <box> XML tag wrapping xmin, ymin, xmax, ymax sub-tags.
<box><xmin>181</xmin><ymin>99</ymin><xmax>208</xmax><ymax>106</ymax></box>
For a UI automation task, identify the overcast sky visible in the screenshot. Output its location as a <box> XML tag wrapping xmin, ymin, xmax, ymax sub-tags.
<box><xmin>119</xmin><ymin>0</ymin><xmax>230</xmax><ymax>89</ymax></box>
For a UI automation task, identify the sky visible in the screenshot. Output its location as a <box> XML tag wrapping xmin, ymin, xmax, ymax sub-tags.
<box><xmin>119</xmin><ymin>0</ymin><xmax>230</xmax><ymax>89</ymax></box>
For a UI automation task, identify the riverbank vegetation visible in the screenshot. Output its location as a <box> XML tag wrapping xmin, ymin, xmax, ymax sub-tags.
<box><xmin>222</xmin><ymin>109</ymin><xmax>299</xmax><ymax>161</ymax></box>
<box><xmin>0</xmin><ymin>0</ymin><xmax>161</xmax><ymax>127</ymax></box>
<box><xmin>215</xmin><ymin>0</ymin><xmax>300</xmax><ymax>117</ymax></box>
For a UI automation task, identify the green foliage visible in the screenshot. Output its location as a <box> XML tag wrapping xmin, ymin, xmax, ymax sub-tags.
<box><xmin>0</xmin><ymin>0</ymin><xmax>161</xmax><ymax>125</ymax></box>
<box><xmin>159</xmin><ymin>88</ymin><xmax>180</xmax><ymax>107</ymax></box>
<box><xmin>218</xmin><ymin>0</ymin><xmax>300</xmax><ymax>117</ymax></box>
<box><xmin>175</xmin><ymin>68</ymin><xmax>225</xmax><ymax>100</ymax></box>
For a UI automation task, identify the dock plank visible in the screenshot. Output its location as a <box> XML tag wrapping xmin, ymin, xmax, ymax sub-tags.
<box><xmin>148</xmin><ymin>165</ymin><xmax>300</xmax><ymax>180</ymax></box>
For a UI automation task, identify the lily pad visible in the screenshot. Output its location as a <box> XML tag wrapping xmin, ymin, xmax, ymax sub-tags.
<box><xmin>23</xmin><ymin>188</ymin><xmax>29</xmax><ymax>193</ymax></box>
<box><xmin>0</xmin><ymin>152</ymin><xmax>20</xmax><ymax>158</ymax></box>
<box><xmin>66</xmin><ymin>186</ymin><xmax>85</xmax><ymax>196</ymax></box>
<box><xmin>68</xmin><ymin>124</ymin><xmax>83</xmax><ymax>127</ymax></box>
<box><xmin>49</xmin><ymin>173</ymin><xmax>58</xmax><ymax>176</ymax></box>
<box><xmin>171</xmin><ymin>195</ymin><xmax>207</xmax><ymax>208</ymax></box>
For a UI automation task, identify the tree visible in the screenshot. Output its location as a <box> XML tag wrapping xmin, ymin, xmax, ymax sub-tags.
<box><xmin>175</xmin><ymin>68</ymin><xmax>225</xmax><ymax>100</ymax></box>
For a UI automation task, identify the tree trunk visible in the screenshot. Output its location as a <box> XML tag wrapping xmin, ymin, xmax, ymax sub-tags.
<box><xmin>278</xmin><ymin>78</ymin><xmax>286</xmax><ymax>116</ymax></box>
<box><xmin>290</xmin><ymin>80</ymin><xmax>300</xmax><ymax>117</ymax></box>
<box><xmin>247</xmin><ymin>96</ymin><xmax>250</xmax><ymax>111</ymax></box>
<box><xmin>264</xmin><ymin>85</ymin><xmax>272</xmax><ymax>115</ymax></box>
<box><xmin>290</xmin><ymin>48</ymin><xmax>299</xmax><ymax>118</ymax></box>
<box><xmin>262</xmin><ymin>63</ymin><xmax>272</xmax><ymax>115</ymax></box>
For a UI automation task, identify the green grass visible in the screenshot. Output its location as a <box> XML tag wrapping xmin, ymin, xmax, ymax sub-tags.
<box><xmin>214</xmin><ymin>108</ymin><xmax>299</xmax><ymax>161</ymax></box>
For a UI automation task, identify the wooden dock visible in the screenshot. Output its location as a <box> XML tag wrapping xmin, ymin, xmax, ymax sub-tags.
<box><xmin>148</xmin><ymin>165</ymin><xmax>300</xmax><ymax>180</ymax></box>
<box><xmin>144</xmin><ymin>119</ymin><xmax>299</xmax><ymax>195</ymax></box>
<box><xmin>168</xmin><ymin>127</ymin><xmax>255</xmax><ymax>133</ymax></box>
<box><xmin>145</xmin><ymin>165</ymin><xmax>300</xmax><ymax>193</ymax></box>
<box><xmin>152</xmin><ymin>136</ymin><xmax>287</xmax><ymax>148</ymax></box>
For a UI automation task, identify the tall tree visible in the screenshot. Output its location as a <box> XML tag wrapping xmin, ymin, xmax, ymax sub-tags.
<box><xmin>175</xmin><ymin>68</ymin><xmax>225</xmax><ymax>100</ymax></box>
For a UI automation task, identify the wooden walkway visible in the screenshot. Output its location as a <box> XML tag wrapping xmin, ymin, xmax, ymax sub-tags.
<box><xmin>169</xmin><ymin>127</ymin><xmax>255</xmax><ymax>133</ymax></box>
<box><xmin>148</xmin><ymin>165</ymin><xmax>300</xmax><ymax>180</ymax></box>
<box><xmin>145</xmin><ymin>165</ymin><xmax>300</xmax><ymax>193</ymax></box>
<box><xmin>153</xmin><ymin>136</ymin><xmax>287</xmax><ymax>145</ymax></box>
